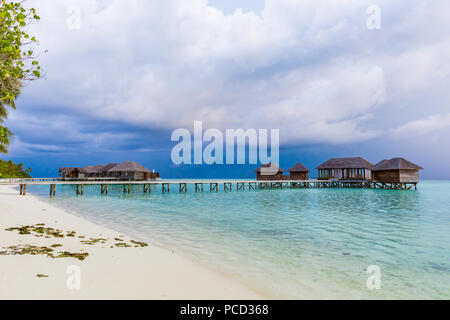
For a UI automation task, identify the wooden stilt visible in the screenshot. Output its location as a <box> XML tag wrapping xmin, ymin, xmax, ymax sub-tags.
<box><xmin>49</xmin><ymin>184</ymin><xmax>56</xmax><ymax>197</ymax></box>
<box><xmin>194</xmin><ymin>183</ymin><xmax>203</xmax><ymax>192</ymax></box>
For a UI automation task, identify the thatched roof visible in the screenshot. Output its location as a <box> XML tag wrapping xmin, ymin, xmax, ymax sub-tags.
<box><xmin>59</xmin><ymin>167</ymin><xmax>85</xmax><ymax>174</ymax></box>
<box><xmin>315</xmin><ymin>157</ymin><xmax>373</xmax><ymax>169</ymax></box>
<box><xmin>100</xmin><ymin>163</ymin><xmax>118</xmax><ymax>172</ymax></box>
<box><xmin>107</xmin><ymin>161</ymin><xmax>150</xmax><ymax>173</ymax></box>
<box><xmin>84</xmin><ymin>165</ymin><xmax>105</xmax><ymax>174</ymax></box>
<box><xmin>371</xmin><ymin>158</ymin><xmax>423</xmax><ymax>171</ymax></box>
<box><xmin>288</xmin><ymin>163</ymin><xmax>310</xmax><ymax>172</ymax></box>
<box><xmin>254</xmin><ymin>163</ymin><xmax>284</xmax><ymax>173</ymax></box>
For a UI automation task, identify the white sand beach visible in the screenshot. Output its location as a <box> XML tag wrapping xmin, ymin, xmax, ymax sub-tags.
<box><xmin>0</xmin><ymin>185</ymin><xmax>265</xmax><ymax>300</ymax></box>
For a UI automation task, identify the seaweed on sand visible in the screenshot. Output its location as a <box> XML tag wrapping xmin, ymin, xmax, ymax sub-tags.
<box><xmin>5</xmin><ymin>225</ymin><xmax>64</xmax><ymax>238</ymax></box>
<box><xmin>80</xmin><ymin>238</ymin><xmax>107</xmax><ymax>245</ymax></box>
<box><xmin>130</xmin><ymin>240</ymin><xmax>149</xmax><ymax>247</ymax></box>
<box><xmin>115</xmin><ymin>243</ymin><xmax>132</xmax><ymax>248</ymax></box>
<box><xmin>0</xmin><ymin>245</ymin><xmax>89</xmax><ymax>261</ymax></box>
<box><xmin>0</xmin><ymin>245</ymin><xmax>54</xmax><ymax>257</ymax></box>
<box><xmin>54</xmin><ymin>251</ymin><xmax>89</xmax><ymax>261</ymax></box>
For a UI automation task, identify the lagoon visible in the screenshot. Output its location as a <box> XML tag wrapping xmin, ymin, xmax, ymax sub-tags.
<box><xmin>29</xmin><ymin>180</ymin><xmax>450</xmax><ymax>299</ymax></box>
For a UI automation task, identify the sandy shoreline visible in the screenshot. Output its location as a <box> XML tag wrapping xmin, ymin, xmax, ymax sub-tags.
<box><xmin>0</xmin><ymin>185</ymin><xmax>265</xmax><ymax>300</ymax></box>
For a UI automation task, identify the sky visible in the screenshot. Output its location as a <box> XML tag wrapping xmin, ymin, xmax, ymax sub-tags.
<box><xmin>2</xmin><ymin>0</ymin><xmax>450</xmax><ymax>179</ymax></box>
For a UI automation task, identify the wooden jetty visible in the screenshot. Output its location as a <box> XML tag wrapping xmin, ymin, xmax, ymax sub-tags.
<box><xmin>1</xmin><ymin>178</ymin><xmax>418</xmax><ymax>196</ymax></box>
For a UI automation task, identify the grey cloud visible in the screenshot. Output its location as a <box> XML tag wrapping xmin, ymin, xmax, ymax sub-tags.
<box><xmin>18</xmin><ymin>0</ymin><xmax>450</xmax><ymax>147</ymax></box>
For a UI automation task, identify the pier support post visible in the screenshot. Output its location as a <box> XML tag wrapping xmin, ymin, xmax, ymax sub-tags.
<box><xmin>210</xmin><ymin>183</ymin><xmax>218</xmax><ymax>192</ymax></box>
<box><xmin>19</xmin><ymin>184</ymin><xmax>27</xmax><ymax>195</ymax></box>
<box><xmin>162</xmin><ymin>183</ymin><xmax>170</xmax><ymax>193</ymax></box>
<box><xmin>49</xmin><ymin>184</ymin><xmax>56</xmax><ymax>197</ymax></box>
<box><xmin>195</xmin><ymin>183</ymin><xmax>203</xmax><ymax>192</ymax></box>
<box><xmin>179</xmin><ymin>183</ymin><xmax>186</xmax><ymax>193</ymax></box>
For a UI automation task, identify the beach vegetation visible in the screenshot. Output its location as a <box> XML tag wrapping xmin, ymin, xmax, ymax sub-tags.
<box><xmin>0</xmin><ymin>0</ymin><xmax>42</xmax><ymax>153</ymax></box>
<box><xmin>0</xmin><ymin>159</ymin><xmax>31</xmax><ymax>177</ymax></box>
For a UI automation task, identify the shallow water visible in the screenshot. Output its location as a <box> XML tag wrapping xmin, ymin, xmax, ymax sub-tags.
<box><xmin>29</xmin><ymin>180</ymin><xmax>450</xmax><ymax>299</ymax></box>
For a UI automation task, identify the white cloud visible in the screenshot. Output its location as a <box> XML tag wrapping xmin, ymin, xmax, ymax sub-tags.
<box><xmin>392</xmin><ymin>114</ymin><xmax>450</xmax><ymax>137</ymax></box>
<box><xmin>20</xmin><ymin>0</ymin><xmax>450</xmax><ymax>145</ymax></box>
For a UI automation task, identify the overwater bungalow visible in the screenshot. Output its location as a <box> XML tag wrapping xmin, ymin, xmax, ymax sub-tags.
<box><xmin>107</xmin><ymin>161</ymin><xmax>154</xmax><ymax>180</ymax></box>
<box><xmin>371</xmin><ymin>158</ymin><xmax>423</xmax><ymax>183</ymax></box>
<box><xmin>84</xmin><ymin>165</ymin><xmax>105</xmax><ymax>178</ymax></box>
<box><xmin>97</xmin><ymin>163</ymin><xmax>119</xmax><ymax>177</ymax></box>
<box><xmin>316</xmin><ymin>157</ymin><xmax>373</xmax><ymax>180</ymax></box>
<box><xmin>287</xmin><ymin>163</ymin><xmax>310</xmax><ymax>180</ymax></box>
<box><xmin>59</xmin><ymin>161</ymin><xmax>159</xmax><ymax>181</ymax></box>
<box><xmin>254</xmin><ymin>163</ymin><xmax>284</xmax><ymax>181</ymax></box>
<box><xmin>59</xmin><ymin>167</ymin><xmax>86</xmax><ymax>179</ymax></box>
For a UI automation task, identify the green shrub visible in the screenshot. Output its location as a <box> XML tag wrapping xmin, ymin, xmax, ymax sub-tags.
<box><xmin>0</xmin><ymin>159</ymin><xmax>31</xmax><ymax>178</ymax></box>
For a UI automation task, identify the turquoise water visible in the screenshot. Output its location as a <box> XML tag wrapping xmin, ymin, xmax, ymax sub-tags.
<box><xmin>29</xmin><ymin>180</ymin><xmax>450</xmax><ymax>299</ymax></box>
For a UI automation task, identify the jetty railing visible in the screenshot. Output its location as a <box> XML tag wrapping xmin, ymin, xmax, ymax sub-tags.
<box><xmin>0</xmin><ymin>177</ymin><xmax>161</xmax><ymax>185</ymax></box>
<box><xmin>2</xmin><ymin>179</ymin><xmax>419</xmax><ymax>196</ymax></box>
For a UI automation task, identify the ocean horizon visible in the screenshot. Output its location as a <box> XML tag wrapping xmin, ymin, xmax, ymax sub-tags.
<box><xmin>28</xmin><ymin>180</ymin><xmax>450</xmax><ymax>299</ymax></box>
